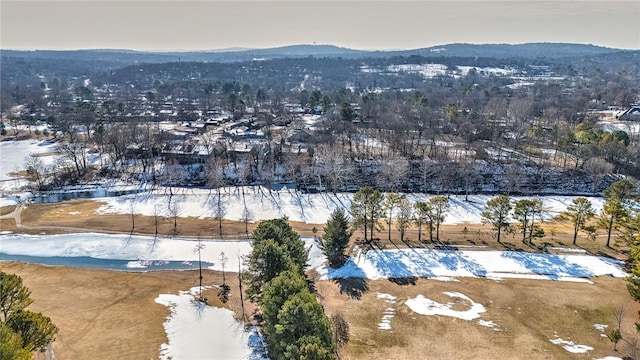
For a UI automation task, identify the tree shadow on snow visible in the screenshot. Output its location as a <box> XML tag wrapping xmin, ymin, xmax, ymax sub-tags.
<box><xmin>332</xmin><ymin>277</ymin><xmax>369</xmax><ymax>300</ymax></box>
<box><xmin>388</xmin><ymin>277</ymin><xmax>417</xmax><ymax>285</ymax></box>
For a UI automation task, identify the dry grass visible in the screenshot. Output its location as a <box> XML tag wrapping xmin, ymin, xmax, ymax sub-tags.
<box><xmin>0</xmin><ymin>205</ymin><xmax>16</xmax><ymax>216</ymax></box>
<box><xmin>0</xmin><ymin>219</ymin><xmax>19</xmax><ymax>232</ymax></box>
<box><xmin>5</xmin><ymin>258</ymin><xmax>637</xmax><ymax>360</ymax></box>
<box><xmin>0</xmin><ymin>262</ymin><xmax>257</xmax><ymax>360</ymax></box>
<box><xmin>319</xmin><ymin>277</ymin><xmax>640</xmax><ymax>360</ymax></box>
<box><xmin>18</xmin><ymin>200</ymin><xmax>322</xmax><ymax>238</ymax></box>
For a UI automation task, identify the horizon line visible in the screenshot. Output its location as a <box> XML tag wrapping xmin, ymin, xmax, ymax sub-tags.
<box><xmin>0</xmin><ymin>41</ymin><xmax>633</xmax><ymax>53</ymax></box>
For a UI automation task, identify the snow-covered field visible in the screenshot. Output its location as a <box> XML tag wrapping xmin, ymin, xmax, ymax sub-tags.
<box><xmin>0</xmin><ymin>139</ymin><xmax>58</xmax><ymax>190</ymax></box>
<box><xmin>320</xmin><ymin>247</ymin><xmax>625</xmax><ymax>283</ymax></box>
<box><xmin>155</xmin><ymin>286</ymin><xmax>267</xmax><ymax>360</ymax></box>
<box><xmin>94</xmin><ymin>187</ymin><xmax>606</xmax><ymax>226</ymax></box>
<box><xmin>0</xmin><ymin>139</ymin><xmax>608</xmax><ymax>228</ymax></box>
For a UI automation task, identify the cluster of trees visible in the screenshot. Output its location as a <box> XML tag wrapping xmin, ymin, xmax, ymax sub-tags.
<box><xmin>0</xmin><ymin>271</ymin><xmax>58</xmax><ymax>359</ymax></box>
<box><xmin>345</xmin><ymin>181</ymin><xmax>638</xmax><ymax>248</ymax></box>
<box><xmin>349</xmin><ymin>186</ymin><xmax>452</xmax><ymax>243</ymax></box>
<box><xmin>480</xmin><ymin>195</ymin><xmax>545</xmax><ymax>244</ymax></box>
<box><xmin>244</xmin><ymin>219</ymin><xmax>341</xmax><ymax>359</ymax></box>
<box><xmin>480</xmin><ymin>179</ymin><xmax>638</xmax><ymax>247</ymax></box>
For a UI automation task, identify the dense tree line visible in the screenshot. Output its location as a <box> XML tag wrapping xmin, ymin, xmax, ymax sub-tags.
<box><xmin>244</xmin><ymin>219</ymin><xmax>339</xmax><ymax>359</ymax></box>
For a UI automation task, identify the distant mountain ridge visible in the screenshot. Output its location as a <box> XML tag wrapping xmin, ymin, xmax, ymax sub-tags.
<box><xmin>0</xmin><ymin>42</ymin><xmax>626</xmax><ymax>65</ymax></box>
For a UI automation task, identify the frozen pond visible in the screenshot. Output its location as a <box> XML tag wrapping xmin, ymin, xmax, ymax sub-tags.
<box><xmin>0</xmin><ymin>253</ymin><xmax>213</xmax><ymax>271</ymax></box>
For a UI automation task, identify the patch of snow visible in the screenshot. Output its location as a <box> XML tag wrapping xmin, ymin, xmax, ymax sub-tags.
<box><xmin>305</xmin><ymin>238</ymin><xmax>325</xmax><ymax>269</ymax></box>
<box><xmin>593</xmin><ymin>324</ymin><xmax>608</xmax><ymax>332</ymax></box>
<box><xmin>155</xmin><ymin>286</ymin><xmax>267</xmax><ymax>360</ymax></box>
<box><xmin>598</xmin><ymin>120</ymin><xmax>640</xmax><ymax>136</ymax></box>
<box><xmin>378</xmin><ymin>308</ymin><xmax>395</xmax><ymax>330</ymax></box>
<box><xmin>405</xmin><ymin>292</ymin><xmax>486</xmax><ymax>321</ymax></box>
<box><xmin>549</xmin><ymin>337</ymin><xmax>593</xmax><ymax>353</ymax></box>
<box><xmin>0</xmin><ymin>230</ymin><xmax>627</xmax><ymax>284</ymax></box>
<box><xmin>477</xmin><ymin>319</ymin><xmax>501</xmax><ymax>331</ymax></box>
<box><xmin>376</xmin><ymin>292</ymin><xmax>397</xmax><ymax>302</ymax></box>
<box><xmin>387</xmin><ymin>63</ymin><xmax>449</xmax><ymax>78</ymax></box>
<box><xmin>0</xmin><ymin>196</ymin><xmax>19</xmax><ymax>207</ymax></box>
<box><xmin>376</xmin><ymin>292</ymin><xmax>397</xmax><ymax>330</ymax></box>
<box><xmin>430</xmin><ymin>276</ymin><xmax>460</xmax><ymax>282</ymax></box>
<box><xmin>457</xmin><ymin>65</ymin><xmax>513</xmax><ymax>76</ymax></box>
<box><xmin>506</xmin><ymin>81</ymin><xmax>535</xmax><ymax>89</ymax></box>
<box><xmin>0</xmin><ymin>232</ymin><xmax>322</xmax><ymax>274</ymax></box>
<box><xmin>550</xmin><ymin>247</ymin><xmax>587</xmax><ymax>253</ymax></box>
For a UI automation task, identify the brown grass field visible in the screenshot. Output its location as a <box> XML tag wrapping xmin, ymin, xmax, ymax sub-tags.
<box><xmin>1</xmin><ymin>200</ymin><xmax>639</xmax><ymax>359</ymax></box>
<box><xmin>0</xmin><ymin>262</ymin><xmax>258</xmax><ymax>360</ymax></box>
<box><xmin>317</xmin><ymin>276</ymin><xmax>640</xmax><ymax>360</ymax></box>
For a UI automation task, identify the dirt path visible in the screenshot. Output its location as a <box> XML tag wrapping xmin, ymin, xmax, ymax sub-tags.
<box><xmin>0</xmin><ymin>202</ymin><xmax>23</xmax><ymax>226</ymax></box>
<box><xmin>0</xmin><ymin>202</ymin><xmax>170</xmax><ymax>236</ymax></box>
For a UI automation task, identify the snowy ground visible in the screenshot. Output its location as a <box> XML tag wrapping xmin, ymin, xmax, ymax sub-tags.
<box><xmin>320</xmin><ymin>247</ymin><xmax>626</xmax><ymax>283</ymax></box>
<box><xmin>0</xmin><ymin>139</ymin><xmax>58</xmax><ymax>190</ymax></box>
<box><xmin>549</xmin><ymin>336</ymin><xmax>593</xmax><ymax>354</ymax></box>
<box><xmin>155</xmin><ymin>286</ymin><xmax>267</xmax><ymax>360</ymax></box>
<box><xmin>0</xmin><ymin>232</ymin><xmax>324</xmax><ymax>272</ymax></box>
<box><xmin>94</xmin><ymin>186</ymin><xmax>607</xmax><ymax>226</ymax></box>
<box><xmin>375</xmin><ymin>292</ymin><xmax>397</xmax><ymax>330</ymax></box>
<box><xmin>406</xmin><ymin>292</ymin><xmax>486</xmax><ymax>320</ymax></box>
<box><xmin>0</xmin><ymin>196</ymin><xmax>19</xmax><ymax>207</ymax></box>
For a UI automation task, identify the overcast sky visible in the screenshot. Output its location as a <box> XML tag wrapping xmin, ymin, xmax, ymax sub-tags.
<box><xmin>1</xmin><ymin>1</ymin><xmax>639</xmax><ymax>51</ymax></box>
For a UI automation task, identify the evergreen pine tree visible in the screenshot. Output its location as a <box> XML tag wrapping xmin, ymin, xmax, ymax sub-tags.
<box><xmin>319</xmin><ymin>208</ymin><xmax>353</xmax><ymax>268</ymax></box>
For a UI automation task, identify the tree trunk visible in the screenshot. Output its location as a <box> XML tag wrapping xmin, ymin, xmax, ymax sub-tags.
<box><xmin>529</xmin><ymin>215</ymin><xmax>536</xmax><ymax>243</ymax></box>
<box><xmin>606</xmin><ymin>215</ymin><xmax>614</xmax><ymax>247</ymax></box>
